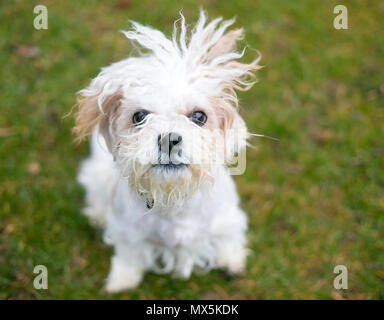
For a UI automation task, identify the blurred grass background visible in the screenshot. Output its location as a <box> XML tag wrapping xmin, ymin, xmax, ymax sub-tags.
<box><xmin>1</xmin><ymin>0</ymin><xmax>383</xmax><ymax>299</ymax></box>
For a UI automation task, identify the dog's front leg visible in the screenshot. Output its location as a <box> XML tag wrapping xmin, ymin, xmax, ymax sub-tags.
<box><xmin>216</xmin><ymin>239</ymin><xmax>248</xmax><ymax>275</ymax></box>
<box><xmin>105</xmin><ymin>243</ymin><xmax>145</xmax><ymax>293</ymax></box>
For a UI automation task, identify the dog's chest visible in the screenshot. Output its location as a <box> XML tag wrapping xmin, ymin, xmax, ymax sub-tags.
<box><xmin>144</xmin><ymin>207</ymin><xmax>215</xmax><ymax>248</ymax></box>
<box><xmin>112</xmin><ymin>181</ymin><xmax>222</xmax><ymax>248</ymax></box>
<box><xmin>110</xmin><ymin>170</ymin><xmax>238</xmax><ymax>248</ymax></box>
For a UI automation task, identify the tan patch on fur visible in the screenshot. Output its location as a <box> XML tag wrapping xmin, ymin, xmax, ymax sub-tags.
<box><xmin>211</xmin><ymin>98</ymin><xmax>235</xmax><ymax>132</ymax></box>
<box><xmin>224</xmin><ymin>60</ymin><xmax>261</xmax><ymax>92</ymax></box>
<box><xmin>205</xmin><ymin>29</ymin><xmax>244</xmax><ymax>62</ymax></box>
<box><xmin>73</xmin><ymin>92</ymin><xmax>122</xmax><ymax>142</ymax></box>
<box><xmin>204</xmin><ymin>27</ymin><xmax>261</xmax><ymax>97</ymax></box>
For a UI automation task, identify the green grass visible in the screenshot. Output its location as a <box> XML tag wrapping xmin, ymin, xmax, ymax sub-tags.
<box><xmin>1</xmin><ymin>0</ymin><xmax>384</xmax><ymax>299</ymax></box>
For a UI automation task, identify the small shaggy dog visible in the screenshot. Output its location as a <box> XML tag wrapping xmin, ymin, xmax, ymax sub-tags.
<box><xmin>73</xmin><ymin>11</ymin><xmax>261</xmax><ymax>292</ymax></box>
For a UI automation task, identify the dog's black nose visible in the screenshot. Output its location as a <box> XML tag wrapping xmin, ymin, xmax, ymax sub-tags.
<box><xmin>158</xmin><ymin>132</ymin><xmax>183</xmax><ymax>165</ymax></box>
<box><xmin>158</xmin><ymin>132</ymin><xmax>182</xmax><ymax>153</ymax></box>
<box><xmin>169</xmin><ymin>132</ymin><xmax>182</xmax><ymax>150</ymax></box>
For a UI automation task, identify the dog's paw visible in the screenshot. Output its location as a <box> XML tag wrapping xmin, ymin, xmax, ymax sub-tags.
<box><xmin>105</xmin><ymin>257</ymin><xmax>143</xmax><ymax>293</ymax></box>
<box><xmin>105</xmin><ymin>273</ymin><xmax>142</xmax><ymax>293</ymax></box>
<box><xmin>217</xmin><ymin>245</ymin><xmax>248</xmax><ymax>276</ymax></box>
<box><xmin>82</xmin><ymin>207</ymin><xmax>107</xmax><ymax>228</ymax></box>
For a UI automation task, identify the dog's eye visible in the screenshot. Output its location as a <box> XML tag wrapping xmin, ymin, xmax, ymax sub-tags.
<box><xmin>190</xmin><ymin>111</ymin><xmax>207</xmax><ymax>126</ymax></box>
<box><xmin>132</xmin><ymin>110</ymin><xmax>149</xmax><ymax>125</ymax></box>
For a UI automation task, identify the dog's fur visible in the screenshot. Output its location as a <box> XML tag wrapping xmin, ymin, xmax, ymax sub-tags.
<box><xmin>74</xmin><ymin>11</ymin><xmax>260</xmax><ymax>292</ymax></box>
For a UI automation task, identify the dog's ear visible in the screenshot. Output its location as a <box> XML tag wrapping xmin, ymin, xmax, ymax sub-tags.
<box><xmin>73</xmin><ymin>91</ymin><xmax>122</xmax><ymax>146</ymax></box>
<box><xmin>223</xmin><ymin>109</ymin><xmax>247</xmax><ymax>171</ymax></box>
<box><xmin>214</xmin><ymin>99</ymin><xmax>246</xmax><ymax>133</ymax></box>
<box><xmin>213</xmin><ymin>100</ymin><xmax>247</xmax><ymax>165</ymax></box>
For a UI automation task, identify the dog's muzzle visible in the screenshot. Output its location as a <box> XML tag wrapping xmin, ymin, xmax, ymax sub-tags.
<box><xmin>154</xmin><ymin>132</ymin><xmax>186</xmax><ymax>170</ymax></box>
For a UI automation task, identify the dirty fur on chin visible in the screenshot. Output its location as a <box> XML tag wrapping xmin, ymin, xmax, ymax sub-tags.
<box><xmin>75</xmin><ymin>10</ymin><xmax>261</xmax><ymax>292</ymax></box>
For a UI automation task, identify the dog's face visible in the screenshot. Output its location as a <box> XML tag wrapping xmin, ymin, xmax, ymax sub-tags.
<box><xmin>74</xmin><ymin>12</ymin><xmax>260</xmax><ymax>208</ymax></box>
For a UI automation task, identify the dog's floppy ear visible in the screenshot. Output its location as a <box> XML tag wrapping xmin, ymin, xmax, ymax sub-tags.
<box><xmin>73</xmin><ymin>90</ymin><xmax>122</xmax><ymax>145</ymax></box>
<box><xmin>213</xmin><ymin>99</ymin><xmax>247</xmax><ymax>165</ymax></box>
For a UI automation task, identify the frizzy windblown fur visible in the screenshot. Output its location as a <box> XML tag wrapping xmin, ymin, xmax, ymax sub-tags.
<box><xmin>73</xmin><ymin>10</ymin><xmax>261</xmax><ymax>141</ymax></box>
<box><xmin>75</xmin><ymin>10</ymin><xmax>261</xmax><ymax>292</ymax></box>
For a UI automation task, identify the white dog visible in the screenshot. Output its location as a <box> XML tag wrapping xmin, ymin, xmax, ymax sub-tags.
<box><xmin>74</xmin><ymin>11</ymin><xmax>261</xmax><ymax>292</ymax></box>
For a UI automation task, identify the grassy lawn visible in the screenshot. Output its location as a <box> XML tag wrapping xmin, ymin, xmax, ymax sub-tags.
<box><xmin>1</xmin><ymin>0</ymin><xmax>383</xmax><ymax>299</ymax></box>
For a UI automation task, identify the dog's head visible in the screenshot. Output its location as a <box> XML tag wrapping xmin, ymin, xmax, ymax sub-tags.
<box><xmin>74</xmin><ymin>11</ymin><xmax>260</xmax><ymax>209</ymax></box>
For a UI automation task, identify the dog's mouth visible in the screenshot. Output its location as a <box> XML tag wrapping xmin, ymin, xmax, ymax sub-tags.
<box><xmin>152</xmin><ymin>163</ymin><xmax>188</xmax><ymax>171</ymax></box>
